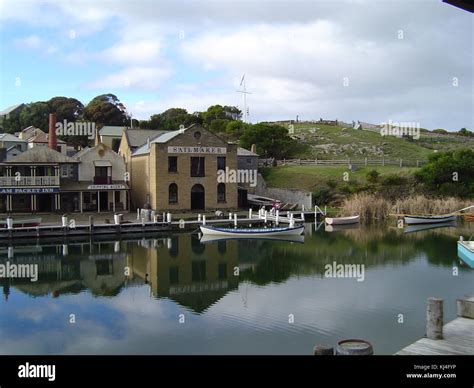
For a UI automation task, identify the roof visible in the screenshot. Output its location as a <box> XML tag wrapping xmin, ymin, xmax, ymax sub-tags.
<box><xmin>237</xmin><ymin>147</ymin><xmax>258</xmax><ymax>157</ymax></box>
<box><xmin>73</xmin><ymin>143</ymin><xmax>116</xmax><ymax>161</ymax></box>
<box><xmin>7</xmin><ymin>147</ymin><xmax>78</xmax><ymax>164</ymax></box>
<box><xmin>0</xmin><ymin>103</ymin><xmax>24</xmax><ymax>116</ymax></box>
<box><xmin>27</xmin><ymin>131</ymin><xmax>66</xmax><ymax>144</ymax></box>
<box><xmin>99</xmin><ymin>126</ymin><xmax>128</xmax><ymax>137</ymax></box>
<box><xmin>132</xmin><ymin>125</ymin><xmax>195</xmax><ymax>156</ymax></box>
<box><xmin>61</xmin><ymin>181</ymin><xmax>130</xmax><ymax>191</ymax></box>
<box><xmin>0</xmin><ymin>133</ymin><xmax>25</xmax><ymax>143</ymax></box>
<box><xmin>125</xmin><ymin>129</ymin><xmax>168</xmax><ymax>148</ymax></box>
<box><xmin>71</xmin><ymin>147</ymin><xmax>90</xmax><ymax>159</ymax></box>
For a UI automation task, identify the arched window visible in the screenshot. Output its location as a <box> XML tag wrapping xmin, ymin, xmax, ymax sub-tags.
<box><xmin>169</xmin><ymin>183</ymin><xmax>178</xmax><ymax>204</ymax></box>
<box><xmin>217</xmin><ymin>183</ymin><xmax>226</xmax><ymax>203</ymax></box>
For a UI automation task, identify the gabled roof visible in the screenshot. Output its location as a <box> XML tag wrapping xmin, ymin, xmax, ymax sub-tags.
<box><xmin>0</xmin><ymin>133</ymin><xmax>25</xmax><ymax>143</ymax></box>
<box><xmin>0</xmin><ymin>103</ymin><xmax>24</xmax><ymax>116</ymax></box>
<box><xmin>27</xmin><ymin>131</ymin><xmax>66</xmax><ymax>144</ymax></box>
<box><xmin>73</xmin><ymin>143</ymin><xmax>117</xmax><ymax>161</ymax></box>
<box><xmin>99</xmin><ymin>126</ymin><xmax>128</xmax><ymax>137</ymax></box>
<box><xmin>125</xmin><ymin>129</ymin><xmax>168</xmax><ymax>148</ymax></box>
<box><xmin>132</xmin><ymin>125</ymin><xmax>197</xmax><ymax>156</ymax></box>
<box><xmin>7</xmin><ymin>147</ymin><xmax>78</xmax><ymax>164</ymax></box>
<box><xmin>237</xmin><ymin>147</ymin><xmax>258</xmax><ymax>157</ymax></box>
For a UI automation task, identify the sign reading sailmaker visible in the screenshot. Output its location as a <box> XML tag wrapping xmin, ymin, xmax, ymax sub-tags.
<box><xmin>167</xmin><ymin>146</ymin><xmax>227</xmax><ymax>154</ymax></box>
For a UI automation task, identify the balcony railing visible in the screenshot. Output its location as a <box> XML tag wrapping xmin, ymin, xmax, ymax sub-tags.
<box><xmin>0</xmin><ymin>176</ymin><xmax>60</xmax><ymax>187</ymax></box>
<box><xmin>94</xmin><ymin>176</ymin><xmax>112</xmax><ymax>184</ymax></box>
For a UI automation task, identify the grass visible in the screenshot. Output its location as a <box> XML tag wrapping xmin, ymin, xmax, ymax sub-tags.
<box><xmin>261</xmin><ymin>165</ymin><xmax>418</xmax><ymax>192</ymax></box>
<box><xmin>282</xmin><ymin>122</ymin><xmax>473</xmax><ymax>159</ymax></box>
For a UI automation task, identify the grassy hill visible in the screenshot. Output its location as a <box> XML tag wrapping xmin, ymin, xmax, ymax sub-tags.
<box><xmin>271</xmin><ymin>121</ymin><xmax>473</xmax><ymax>160</ymax></box>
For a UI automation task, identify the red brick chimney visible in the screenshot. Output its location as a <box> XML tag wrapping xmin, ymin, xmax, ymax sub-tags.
<box><xmin>48</xmin><ymin>113</ymin><xmax>57</xmax><ymax>150</ymax></box>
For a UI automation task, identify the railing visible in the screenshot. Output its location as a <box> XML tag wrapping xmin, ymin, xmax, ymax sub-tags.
<box><xmin>258</xmin><ymin>158</ymin><xmax>427</xmax><ymax>168</ymax></box>
<box><xmin>0</xmin><ymin>176</ymin><xmax>60</xmax><ymax>186</ymax></box>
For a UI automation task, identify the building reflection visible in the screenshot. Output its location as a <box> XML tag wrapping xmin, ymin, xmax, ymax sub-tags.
<box><xmin>0</xmin><ymin>235</ymin><xmax>241</xmax><ymax>313</ymax></box>
<box><xmin>127</xmin><ymin>235</ymin><xmax>239</xmax><ymax>313</ymax></box>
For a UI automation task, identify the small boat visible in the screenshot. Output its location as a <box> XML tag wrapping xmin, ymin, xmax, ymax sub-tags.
<box><xmin>404</xmin><ymin>214</ymin><xmax>456</xmax><ymax>225</ymax></box>
<box><xmin>457</xmin><ymin>237</ymin><xmax>474</xmax><ymax>269</ymax></box>
<box><xmin>199</xmin><ymin>234</ymin><xmax>305</xmax><ymax>244</ymax></box>
<box><xmin>200</xmin><ymin>224</ymin><xmax>304</xmax><ymax>237</ymax></box>
<box><xmin>0</xmin><ymin>217</ymin><xmax>42</xmax><ymax>228</ymax></box>
<box><xmin>325</xmin><ymin>215</ymin><xmax>360</xmax><ymax>225</ymax></box>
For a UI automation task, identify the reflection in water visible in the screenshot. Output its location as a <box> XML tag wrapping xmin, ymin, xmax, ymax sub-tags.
<box><xmin>0</xmin><ymin>222</ymin><xmax>473</xmax><ymax>354</ymax></box>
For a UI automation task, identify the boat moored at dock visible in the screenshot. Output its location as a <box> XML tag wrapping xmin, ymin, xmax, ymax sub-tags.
<box><xmin>404</xmin><ymin>214</ymin><xmax>456</xmax><ymax>225</ymax></box>
<box><xmin>200</xmin><ymin>224</ymin><xmax>304</xmax><ymax>237</ymax></box>
<box><xmin>325</xmin><ymin>215</ymin><xmax>360</xmax><ymax>225</ymax></box>
<box><xmin>458</xmin><ymin>237</ymin><xmax>474</xmax><ymax>268</ymax></box>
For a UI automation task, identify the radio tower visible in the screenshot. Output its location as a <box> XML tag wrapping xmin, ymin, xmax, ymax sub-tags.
<box><xmin>236</xmin><ymin>74</ymin><xmax>252</xmax><ymax>123</ymax></box>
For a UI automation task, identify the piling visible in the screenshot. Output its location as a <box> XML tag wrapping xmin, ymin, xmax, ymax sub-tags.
<box><xmin>313</xmin><ymin>345</ymin><xmax>334</xmax><ymax>355</ymax></box>
<box><xmin>336</xmin><ymin>339</ymin><xmax>373</xmax><ymax>355</ymax></box>
<box><xmin>426</xmin><ymin>297</ymin><xmax>444</xmax><ymax>340</ymax></box>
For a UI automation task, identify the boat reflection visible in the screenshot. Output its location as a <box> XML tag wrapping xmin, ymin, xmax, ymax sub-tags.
<box><xmin>324</xmin><ymin>223</ymin><xmax>360</xmax><ymax>232</ymax></box>
<box><xmin>404</xmin><ymin>221</ymin><xmax>457</xmax><ymax>234</ymax></box>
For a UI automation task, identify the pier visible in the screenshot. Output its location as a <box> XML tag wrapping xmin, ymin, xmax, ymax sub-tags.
<box><xmin>0</xmin><ymin>209</ymin><xmax>307</xmax><ymax>244</ymax></box>
<box><xmin>396</xmin><ymin>297</ymin><xmax>474</xmax><ymax>355</ymax></box>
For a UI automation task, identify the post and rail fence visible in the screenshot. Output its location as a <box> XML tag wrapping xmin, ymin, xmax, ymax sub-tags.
<box><xmin>258</xmin><ymin>158</ymin><xmax>427</xmax><ymax>168</ymax></box>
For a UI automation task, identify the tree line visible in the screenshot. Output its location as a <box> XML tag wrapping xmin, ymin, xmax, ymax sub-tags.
<box><xmin>0</xmin><ymin>93</ymin><xmax>303</xmax><ymax>158</ymax></box>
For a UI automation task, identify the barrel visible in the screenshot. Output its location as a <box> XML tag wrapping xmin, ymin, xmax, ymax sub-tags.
<box><xmin>336</xmin><ymin>339</ymin><xmax>373</xmax><ymax>355</ymax></box>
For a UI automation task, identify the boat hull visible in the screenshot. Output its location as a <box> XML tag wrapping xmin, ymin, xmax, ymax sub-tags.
<box><xmin>325</xmin><ymin>215</ymin><xmax>360</xmax><ymax>225</ymax></box>
<box><xmin>458</xmin><ymin>241</ymin><xmax>474</xmax><ymax>269</ymax></box>
<box><xmin>200</xmin><ymin>225</ymin><xmax>304</xmax><ymax>237</ymax></box>
<box><xmin>404</xmin><ymin>215</ymin><xmax>456</xmax><ymax>225</ymax></box>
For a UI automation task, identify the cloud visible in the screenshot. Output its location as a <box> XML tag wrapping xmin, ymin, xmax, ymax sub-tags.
<box><xmin>86</xmin><ymin>66</ymin><xmax>172</xmax><ymax>90</ymax></box>
<box><xmin>13</xmin><ymin>34</ymin><xmax>57</xmax><ymax>54</ymax></box>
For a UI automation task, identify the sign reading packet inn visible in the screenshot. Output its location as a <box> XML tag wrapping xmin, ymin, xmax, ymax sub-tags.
<box><xmin>167</xmin><ymin>146</ymin><xmax>227</xmax><ymax>154</ymax></box>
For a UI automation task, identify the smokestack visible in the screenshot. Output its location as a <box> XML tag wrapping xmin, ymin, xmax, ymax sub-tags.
<box><xmin>48</xmin><ymin>113</ymin><xmax>57</xmax><ymax>151</ymax></box>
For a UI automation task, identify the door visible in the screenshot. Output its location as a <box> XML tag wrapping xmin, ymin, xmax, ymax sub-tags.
<box><xmin>191</xmin><ymin>184</ymin><xmax>205</xmax><ymax>210</ymax></box>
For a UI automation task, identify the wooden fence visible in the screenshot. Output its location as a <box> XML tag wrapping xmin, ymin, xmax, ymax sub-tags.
<box><xmin>258</xmin><ymin>158</ymin><xmax>427</xmax><ymax>168</ymax></box>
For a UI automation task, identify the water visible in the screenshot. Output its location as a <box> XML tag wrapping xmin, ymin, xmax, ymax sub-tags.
<box><xmin>0</xmin><ymin>222</ymin><xmax>473</xmax><ymax>355</ymax></box>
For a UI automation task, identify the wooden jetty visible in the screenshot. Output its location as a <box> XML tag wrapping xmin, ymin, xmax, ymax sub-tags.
<box><xmin>0</xmin><ymin>209</ymin><xmax>307</xmax><ymax>243</ymax></box>
<box><xmin>396</xmin><ymin>297</ymin><xmax>474</xmax><ymax>355</ymax></box>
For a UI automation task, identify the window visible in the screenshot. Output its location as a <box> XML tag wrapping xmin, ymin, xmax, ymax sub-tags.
<box><xmin>217</xmin><ymin>156</ymin><xmax>226</xmax><ymax>171</ymax></box>
<box><xmin>95</xmin><ymin>166</ymin><xmax>108</xmax><ymax>177</ymax></box>
<box><xmin>218</xmin><ymin>263</ymin><xmax>227</xmax><ymax>280</ymax></box>
<box><xmin>217</xmin><ymin>183</ymin><xmax>226</xmax><ymax>203</ymax></box>
<box><xmin>61</xmin><ymin>165</ymin><xmax>69</xmax><ymax>177</ymax></box>
<box><xmin>194</xmin><ymin>131</ymin><xmax>201</xmax><ymax>141</ymax></box>
<box><xmin>169</xmin><ymin>267</ymin><xmax>179</xmax><ymax>285</ymax></box>
<box><xmin>192</xmin><ymin>261</ymin><xmax>206</xmax><ymax>282</ymax></box>
<box><xmin>246</xmin><ymin>158</ymin><xmax>252</xmax><ymax>165</ymax></box>
<box><xmin>168</xmin><ymin>156</ymin><xmax>177</xmax><ymax>173</ymax></box>
<box><xmin>190</xmin><ymin>157</ymin><xmax>205</xmax><ymax>177</ymax></box>
<box><xmin>169</xmin><ymin>183</ymin><xmax>178</xmax><ymax>204</ymax></box>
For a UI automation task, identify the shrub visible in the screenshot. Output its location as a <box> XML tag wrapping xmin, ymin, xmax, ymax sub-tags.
<box><xmin>366</xmin><ymin>169</ymin><xmax>380</xmax><ymax>183</ymax></box>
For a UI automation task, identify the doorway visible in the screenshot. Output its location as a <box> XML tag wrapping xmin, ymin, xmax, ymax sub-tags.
<box><xmin>191</xmin><ymin>184</ymin><xmax>205</xmax><ymax>210</ymax></box>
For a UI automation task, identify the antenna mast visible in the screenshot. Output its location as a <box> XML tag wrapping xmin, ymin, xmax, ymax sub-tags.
<box><xmin>236</xmin><ymin>74</ymin><xmax>252</xmax><ymax>123</ymax></box>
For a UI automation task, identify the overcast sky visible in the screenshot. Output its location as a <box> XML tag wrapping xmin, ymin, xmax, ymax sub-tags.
<box><xmin>0</xmin><ymin>0</ymin><xmax>472</xmax><ymax>130</ymax></box>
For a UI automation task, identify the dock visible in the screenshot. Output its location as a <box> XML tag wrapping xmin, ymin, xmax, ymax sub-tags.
<box><xmin>396</xmin><ymin>297</ymin><xmax>474</xmax><ymax>355</ymax></box>
<box><xmin>0</xmin><ymin>208</ymin><xmax>308</xmax><ymax>244</ymax></box>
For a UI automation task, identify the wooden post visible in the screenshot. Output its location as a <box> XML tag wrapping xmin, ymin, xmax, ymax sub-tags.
<box><xmin>313</xmin><ymin>345</ymin><xmax>334</xmax><ymax>355</ymax></box>
<box><xmin>457</xmin><ymin>297</ymin><xmax>474</xmax><ymax>319</ymax></box>
<box><xmin>426</xmin><ymin>297</ymin><xmax>443</xmax><ymax>340</ymax></box>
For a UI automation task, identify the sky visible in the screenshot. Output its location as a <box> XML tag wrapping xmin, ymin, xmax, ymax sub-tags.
<box><xmin>0</xmin><ymin>0</ymin><xmax>472</xmax><ymax>130</ymax></box>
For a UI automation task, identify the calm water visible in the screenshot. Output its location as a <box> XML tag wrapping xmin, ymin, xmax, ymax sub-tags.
<box><xmin>0</xmin><ymin>222</ymin><xmax>473</xmax><ymax>355</ymax></box>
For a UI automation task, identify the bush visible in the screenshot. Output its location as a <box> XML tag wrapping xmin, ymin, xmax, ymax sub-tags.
<box><xmin>313</xmin><ymin>188</ymin><xmax>333</xmax><ymax>205</ymax></box>
<box><xmin>382</xmin><ymin>174</ymin><xmax>407</xmax><ymax>186</ymax></box>
<box><xmin>366</xmin><ymin>169</ymin><xmax>380</xmax><ymax>183</ymax></box>
<box><xmin>326</xmin><ymin>179</ymin><xmax>337</xmax><ymax>189</ymax></box>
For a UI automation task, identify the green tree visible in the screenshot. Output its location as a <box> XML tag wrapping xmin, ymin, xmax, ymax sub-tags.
<box><xmin>48</xmin><ymin>97</ymin><xmax>84</xmax><ymax>122</ymax></box>
<box><xmin>240</xmin><ymin>123</ymin><xmax>299</xmax><ymax>159</ymax></box>
<box><xmin>19</xmin><ymin>102</ymin><xmax>50</xmax><ymax>130</ymax></box>
<box><xmin>201</xmin><ymin>105</ymin><xmax>241</xmax><ymax>127</ymax></box>
<box><xmin>415</xmin><ymin>149</ymin><xmax>474</xmax><ymax>197</ymax></box>
<box><xmin>458</xmin><ymin>128</ymin><xmax>473</xmax><ymax>137</ymax></box>
<box><xmin>84</xmin><ymin>94</ymin><xmax>129</xmax><ymax>126</ymax></box>
<box><xmin>209</xmin><ymin>119</ymin><xmax>230</xmax><ymax>133</ymax></box>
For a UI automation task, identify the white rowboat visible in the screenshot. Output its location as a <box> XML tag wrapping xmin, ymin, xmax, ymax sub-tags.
<box><xmin>458</xmin><ymin>238</ymin><xmax>474</xmax><ymax>269</ymax></box>
<box><xmin>200</xmin><ymin>225</ymin><xmax>304</xmax><ymax>237</ymax></box>
<box><xmin>404</xmin><ymin>215</ymin><xmax>456</xmax><ymax>225</ymax></box>
<box><xmin>325</xmin><ymin>215</ymin><xmax>360</xmax><ymax>225</ymax></box>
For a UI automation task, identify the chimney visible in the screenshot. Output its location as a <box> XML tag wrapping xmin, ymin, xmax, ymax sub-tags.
<box><xmin>251</xmin><ymin>143</ymin><xmax>257</xmax><ymax>154</ymax></box>
<box><xmin>48</xmin><ymin>113</ymin><xmax>57</xmax><ymax>151</ymax></box>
